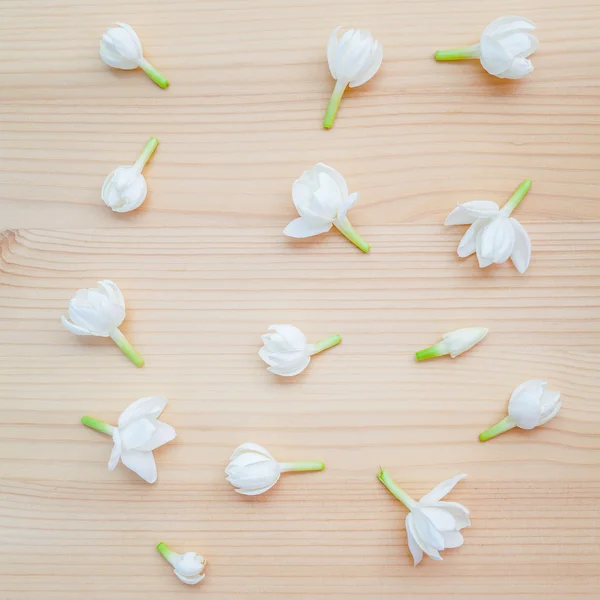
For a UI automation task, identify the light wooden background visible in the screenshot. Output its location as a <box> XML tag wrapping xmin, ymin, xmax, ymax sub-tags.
<box><xmin>1</xmin><ymin>0</ymin><xmax>599</xmax><ymax>598</ymax></box>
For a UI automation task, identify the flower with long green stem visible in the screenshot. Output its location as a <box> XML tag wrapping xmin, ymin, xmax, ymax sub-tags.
<box><xmin>378</xmin><ymin>468</ymin><xmax>470</xmax><ymax>565</ymax></box>
<box><xmin>81</xmin><ymin>396</ymin><xmax>176</xmax><ymax>483</ymax></box>
<box><xmin>283</xmin><ymin>163</ymin><xmax>370</xmax><ymax>252</ymax></box>
<box><xmin>435</xmin><ymin>16</ymin><xmax>538</xmax><ymax>79</ymax></box>
<box><xmin>480</xmin><ymin>379</ymin><xmax>561</xmax><ymax>441</ymax></box>
<box><xmin>259</xmin><ymin>324</ymin><xmax>341</xmax><ymax>377</ymax></box>
<box><xmin>323</xmin><ymin>26</ymin><xmax>382</xmax><ymax>128</ymax></box>
<box><xmin>445</xmin><ymin>179</ymin><xmax>533</xmax><ymax>272</ymax></box>
<box><xmin>226</xmin><ymin>443</ymin><xmax>325</xmax><ymax>495</ymax></box>
<box><xmin>102</xmin><ymin>137</ymin><xmax>158</xmax><ymax>213</ymax></box>
<box><xmin>62</xmin><ymin>280</ymin><xmax>144</xmax><ymax>366</ymax></box>
<box><xmin>156</xmin><ymin>542</ymin><xmax>206</xmax><ymax>585</ymax></box>
<box><xmin>416</xmin><ymin>327</ymin><xmax>488</xmax><ymax>361</ymax></box>
<box><xmin>100</xmin><ymin>23</ymin><xmax>169</xmax><ymax>88</ymax></box>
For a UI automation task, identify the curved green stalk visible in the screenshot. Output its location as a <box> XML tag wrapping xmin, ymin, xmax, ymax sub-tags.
<box><xmin>335</xmin><ymin>217</ymin><xmax>370</xmax><ymax>253</ymax></box>
<box><xmin>501</xmin><ymin>180</ymin><xmax>532</xmax><ymax>216</ymax></box>
<box><xmin>133</xmin><ymin>137</ymin><xmax>159</xmax><ymax>173</ymax></box>
<box><xmin>377</xmin><ymin>468</ymin><xmax>417</xmax><ymax>510</ymax></box>
<box><xmin>434</xmin><ymin>44</ymin><xmax>480</xmax><ymax>61</ymax></box>
<box><xmin>323</xmin><ymin>79</ymin><xmax>348</xmax><ymax>129</ymax></box>
<box><xmin>309</xmin><ymin>334</ymin><xmax>342</xmax><ymax>355</ymax></box>
<box><xmin>279</xmin><ymin>462</ymin><xmax>325</xmax><ymax>473</ymax></box>
<box><xmin>81</xmin><ymin>416</ymin><xmax>114</xmax><ymax>435</ymax></box>
<box><xmin>415</xmin><ymin>342</ymin><xmax>448</xmax><ymax>361</ymax></box>
<box><xmin>479</xmin><ymin>416</ymin><xmax>516</xmax><ymax>442</ymax></box>
<box><xmin>109</xmin><ymin>328</ymin><xmax>144</xmax><ymax>367</ymax></box>
<box><xmin>138</xmin><ymin>58</ymin><xmax>169</xmax><ymax>89</ymax></box>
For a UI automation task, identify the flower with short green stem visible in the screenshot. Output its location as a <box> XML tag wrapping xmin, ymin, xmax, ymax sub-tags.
<box><xmin>102</xmin><ymin>137</ymin><xmax>158</xmax><ymax>213</ymax></box>
<box><xmin>479</xmin><ymin>379</ymin><xmax>561</xmax><ymax>441</ymax></box>
<box><xmin>415</xmin><ymin>327</ymin><xmax>488</xmax><ymax>360</ymax></box>
<box><xmin>81</xmin><ymin>396</ymin><xmax>176</xmax><ymax>483</ymax></box>
<box><xmin>156</xmin><ymin>542</ymin><xmax>206</xmax><ymax>585</ymax></box>
<box><xmin>100</xmin><ymin>22</ymin><xmax>169</xmax><ymax>88</ymax></box>
<box><xmin>61</xmin><ymin>280</ymin><xmax>143</xmax><ymax>366</ymax></box>
<box><xmin>226</xmin><ymin>443</ymin><xmax>325</xmax><ymax>495</ymax></box>
<box><xmin>378</xmin><ymin>468</ymin><xmax>470</xmax><ymax>565</ymax></box>
<box><xmin>324</xmin><ymin>26</ymin><xmax>383</xmax><ymax>128</ymax></box>
<box><xmin>435</xmin><ymin>16</ymin><xmax>538</xmax><ymax>80</ymax></box>
<box><xmin>284</xmin><ymin>162</ymin><xmax>370</xmax><ymax>252</ymax></box>
<box><xmin>259</xmin><ymin>324</ymin><xmax>342</xmax><ymax>377</ymax></box>
<box><xmin>445</xmin><ymin>179</ymin><xmax>533</xmax><ymax>273</ymax></box>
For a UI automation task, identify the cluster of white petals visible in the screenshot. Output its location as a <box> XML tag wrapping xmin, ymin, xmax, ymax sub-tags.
<box><xmin>157</xmin><ymin>543</ymin><xmax>206</xmax><ymax>585</ymax></box>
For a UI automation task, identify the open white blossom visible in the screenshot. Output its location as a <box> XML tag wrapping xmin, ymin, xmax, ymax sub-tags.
<box><xmin>480</xmin><ymin>379</ymin><xmax>562</xmax><ymax>441</ymax></box>
<box><xmin>324</xmin><ymin>26</ymin><xmax>383</xmax><ymax>128</ymax></box>
<box><xmin>81</xmin><ymin>397</ymin><xmax>176</xmax><ymax>483</ymax></box>
<box><xmin>100</xmin><ymin>22</ymin><xmax>169</xmax><ymax>88</ymax></box>
<box><xmin>435</xmin><ymin>16</ymin><xmax>538</xmax><ymax>79</ymax></box>
<box><xmin>284</xmin><ymin>163</ymin><xmax>370</xmax><ymax>252</ymax></box>
<box><xmin>259</xmin><ymin>324</ymin><xmax>341</xmax><ymax>377</ymax></box>
<box><xmin>226</xmin><ymin>443</ymin><xmax>324</xmax><ymax>496</ymax></box>
<box><xmin>102</xmin><ymin>137</ymin><xmax>158</xmax><ymax>213</ymax></box>
<box><xmin>62</xmin><ymin>279</ymin><xmax>143</xmax><ymax>366</ymax></box>
<box><xmin>378</xmin><ymin>469</ymin><xmax>470</xmax><ymax>565</ymax></box>
<box><xmin>156</xmin><ymin>543</ymin><xmax>206</xmax><ymax>585</ymax></box>
<box><xmin>445</xmin><ymin>180</ymin><xmax>532</xmax><ymax>273</ymax></box>
<box><xmin>416</xmin><ymin>327</ymin><xmax>488</xmax><ymax>360</ymax></box>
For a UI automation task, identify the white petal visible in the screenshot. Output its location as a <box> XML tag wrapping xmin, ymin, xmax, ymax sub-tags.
<box><xmin>405</xmin><ymin>514</ymin><xmax>424</xmax><ymax>565</ymax></box>
<box><xmin>484</xmin><ymin>16</ymin><xmax>536</xmax><ymax>38</ymax></box>
<box><xmin>120</xmin><ymin>418</ymin><xmax>156</xmax><ymax>451</ymax></box>
<box><xmin>482</xmin><ymin>217</ymin><xmax>515</xmax><ymax>263</ymax></box>
<box><xmin>229</xmin><ymin>442</ymin><xmax>275</xmax><ymax>462</ymax></box>
<box><xmin>226</xmin><ymin>461</ymin><xmax>280</xmax><ymax>490</ymax></box>
<box><xmin>442</xmin><ymin>531</ymin><xmax>464</xmax><ymax>549</ymax></box>
<box><xmin>108</xmin><ymin>431</ymin><xmax>122</xmax><ymax>471</ymax></box>
<box><xmin>539</xmin><ymin>389</ymin><xmax>562</xmax><ymax>425</ymax></box>
<box><xmin>337</xmin><ymin>192</ymin><xmax>359</xmax><ymax>222</ymax></box>
<box><xmin>436</xmin><ymin>501</ymin><xmax>471</xmax><ymax>530</ymax></box>
<box><xmin>118</xmin><ymin>396</ymin><xmax>167</xmax><ymax>428</ymax></box>
<box><xmin>509</xmin><ymin>218</ymin><xmax>531</xmax><ymax>273</ymax></box>
<box><xmin>457</xmin><ymin>219</ymin><xmax>488</xmax><ymax>258</ymax></box>
<box><xmin>539</xmin><ymin>400</ymin><xmax>562</xmax><ymax>426</ymax></box>
<box><xmin>480</xmin><ymin>35</ymin><xmax>513</xmax><ymax>76</ymax></box>
<box><xmin>61</xmin><ymin>315</ymin><xmax>93</xmax><ymax>336</ymax></box>
<box><xmin>174</xmin><ymin>571</ymin><xmax>205</xmax><ymax>585</ymax></box>
<box><xmin>443</xmin><ymin>328</ymin><xmax>488</xmax><ymax>358</ymax></box>
<box><xmin>313</xmin><ymin>163</ymin><xmax>349</xmax><ymax>199</ymax></box>
<box><xmin>136</xmin><ymin>421</ymin><xmax>176</xmax><ymax>452</ymax></box>
<box><xmin>268</xmin><ymin>356</ymin><xmax>311</xmax><ymax>377</ymax></box>
<box><xmin>98</xmin><ymin>280</ymin><xmax>126</xmax><ymax>308</ymax></box>
<box><xmin>497</xmin><ymin>32</ymin><xmax>537</xmax><ymax>58</ymax></box>
<box><xmin>291</xmin><ymin>178</ymin><xmax>314</xmax><ymax>214</ymax></box>
<box><xmin>327</xmin><ymin>26</ymin><xmax>342</xmax><ymax>79</ymax></box>
<box><xmin>420</xmin><ymin>474</ymin><xmax>468</xmax><ymax>504</ymax></box>
<box><xmin>120</xmin><ymin>450</ymin><xmax>158</xmax><ymax>483</ymax></box>
<box><xmin>234</xmin><ymin>480</ymin><xmax>279</xmax><ymax>496</ymax></box>
<box><xmin>408</xmin><ymin>509</ymin><xmax>443</xmax><ymax>560</ymax></box>
<box><xmin>283</xmin><ymin>217</ymin><xmax>332</xmax><ymax>238</ymax></box>
<box><xmin>420</xmin><ymin>507</ymin><xmax>456</xmax><ymax>532</ymax></box>
<box><xmin>508</xmin><ymin>379</ymin><xmax>545</xmax><ymax>429</ymax></box>
<box><xmin>349</xmin><ymin>41</ymin><xmax>383</xmax><ymax>88</ymax></box>
<box><xmin>499</xmin><ymin>57</ymin><xmax>534</xmax><ymax>79</ymax></box>
<box><xmin>445</xmin><ymin>201</ymin><xmax>500</xmax><ymax>226</ymax></box>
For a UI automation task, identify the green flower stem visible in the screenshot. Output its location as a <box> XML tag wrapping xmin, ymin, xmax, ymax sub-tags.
<box><xmin>434</xmin><ymin>44</ymin><xmax>480</xmax><ymax>61</ymax></box>
<box><xmin>279</xmin><ymin>461</ymin><xmax>325</xmax><ymax>473</ymax></box>
<box><xmin>309</xmin><ymin>334</ymin><xmax>342</xmax><ymax>356</ymax></box>
<box><xmin>335</xmin><ymin>217</ymin><xmax>371</xmax><ymax>253</ymax></box>
<box><xmin>109</xmin><ymin>328</ymin><xmax>144</xmax><ymax>367</ymax></box>
<box><xmin>81</xmin><ymin>416</ymin><xmax>114</xmax><ymax>435</ymax></box>
<box><xmin>138</xmin><ymin>58</ymin><xmax>169</xmax><ymax>89</ymax></box>
<box><xmin>133</xmin><ymin>137</ymin><xmax>159</xmax><ymax>173</ymax></box>
<box><xmin>156</xmin><ymin>542</ymin><xmax>178</xmax><ymax>566</ymax></box>
<box><xmin>501</xmin><ymin>179</ymin><xmax>532</xmax><ymax>216</ymax></box>
<box><xmin>415</xmin><ymin>342</ymin><xmax>448</xmax><ymax>361</ymax></box>
<box><xmin>479</xmin><ymin>416</ymin><xmax>516</xmax><ymax>442</ymax></box>
<box><xmin>323</xmin><ymin>79</ymin><xmax>348</xmax><ymax>129</ymax></box>
<box><xmin>377</xmin><ymin>468</ymin><xmax>417</xmax><ymax>510</ymax></box>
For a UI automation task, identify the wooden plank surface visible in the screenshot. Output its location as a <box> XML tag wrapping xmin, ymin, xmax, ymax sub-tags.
<box><xmin>1</xmin><ymin>0</ymin><xmax>599</xmax><ymax>599</ymax></box>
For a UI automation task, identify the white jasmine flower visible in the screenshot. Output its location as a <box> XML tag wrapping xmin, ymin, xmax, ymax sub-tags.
<box><xmin>156</xmin><ymin>543</ymin><xmax>206</xmax><ymax>585</ymax></box>
<box><xmin>324</xmin><ymin>26</ymin><xmax>383</xmax><ymax>128</ymax></box>
<box><xmin>100</xmin><ymin>22</ymin><xmax>169</xmax><ymax>88</ymax></box>
<box><xmin>435</xmin><ymin>16</ymin><xmax>538</xmax><ymax>79</ymax></box>
<box><xmin>445</xmin><ymin>179</ymin><xmax>532</xmax><ymax>273</ymax></box>
<box><xmin>416</xmin><ymin>327</ymin><xmax>488</xmax><ymax>360</ymax></box>
<box><xmin>102</xmin><ymin>137</ymin><xmax>158</xmax><ymax>213</ymax></box>
<box><xmin>62</xmin><ymin>280</ymin><xmax>143</xmax><ymax>366</ymax></box>
<box><xmin>259</xmin><ymin>324</ymin><xmax>341</xmax><ymax>377</ymax></box>
<box><xmin>284</xmin><ymin>163</ymin><xmax>370</xmax><ymax>252</ymax></box>
<box><xmin>378</xmin><ymin>469</ymin><xmax>470</xmax><ymax>565</ymax></box>
<box><xmin>479</xmin><ymin>379</ymin><xmax>562</xmax><ymax>441</ymax></box>
<box><xmin>81</xmin><ymin>396</ymin><xmax>176</xmax><ymax>483</ymax></box>
<box><xmin>226</xmin><ymin>443</ymin><xmax>324</xmax><ymax>496</ymax></box>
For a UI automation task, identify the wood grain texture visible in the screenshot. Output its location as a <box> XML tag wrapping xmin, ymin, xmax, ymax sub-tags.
<box><xmin>1</xmin><ymin>0</ymin><xmax>600</xmax><ymax>599</ymax></box>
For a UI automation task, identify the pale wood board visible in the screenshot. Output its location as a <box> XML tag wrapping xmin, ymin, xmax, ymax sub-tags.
<box><xmin>1</xmin><ymin>0</ymin><xmax>599</xmax><ymax>599</ymax></box>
